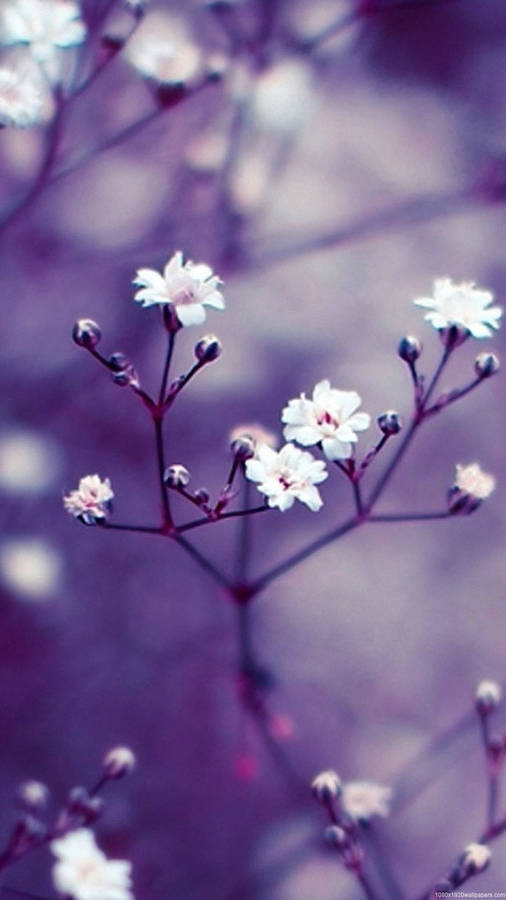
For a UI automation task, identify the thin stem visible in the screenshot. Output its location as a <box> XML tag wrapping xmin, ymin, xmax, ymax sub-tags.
<box><xmin>154</xmin><ymin>417</ymin><xmax>172</xmax><ymax>527</ymax></box>
<box><xmin>177</xmin><ymin>505</ymin><xmax>270</xmax><ymax>534</ymax></box>
<box><xmin>166</xmin><ymin>360</ymin><xmax>204</xmax><ymax>405</ymax></box>
<box><xmin>356</xmin><ymin>870</ymin><xmax>378</xmax><ymax>900</ymax></box>
<box><xmin>249</xmin><ymin>517</ymin><xmax>360</xmax><ymax>596</ymax></box>
<box><xmin>101</xmin><ymin>522</ymin><xmax>163</xmax><ymax>535</ymax></box>
<box><xmin>369</xmin><ymin>511</ymin><xmax>450</xmax><ymax>523</ymax></box>
<box><xmin>236</xmin><ymin>479</ymin><xmax>253</xmax><ymax>583</ymax></box>
<box><xmin>352</xmin><ymin>480</ymin><xmax>364</xmax><ymax>516</ymax></box>
<box><xmin>174</xmin><ymin>535</ymin><xmax>230</xmax><ymax>589</ymax></box>
<box><xmin>158</xmin><ymin>332</ymin><xmax>176</xmax><ymax>405</ymax></box>
<box><xmin>479</xmin><ymin>715</ymin><xmax>499</xmax><ymax>829</ymax></box>
<box><xmin>424</xmin><ymin>376</ymin><xmax>482</xmax><ymax>416</ymax></box>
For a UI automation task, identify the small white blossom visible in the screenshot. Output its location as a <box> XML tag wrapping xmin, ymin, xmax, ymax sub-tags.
<box><xmin>0</xmin><ymin>67</ymin><xmax>44</xmax><ymax>127</ymax></box>
<box><xmin>133</xmin><ymin>251</ymin><xmax>224</xmax><ymax>327</ymax></box>
<box><xmin>245</xmin><ymin>443</ymin><xmax>327</xmax><ymax>512</ymax></box>
<box><xmin>103</xmin><ymin>746</ymin><xmax>136</xmax><ymax>779</ymax></box>
<box><xmin>414</xmin><ymin>278</ymin><xmax>502</xmax><ymax>339</ymax></box>
<box><xmin>282</xmin><ymin>380</ymin><xmax>370</xmax><ymax>461</ymax></box>
<box><xmin>63</xmin><ymin>475</ymin><xmax>114</xmax><ymax>524</ymax></box>
<box><xmin>476</xmin><ymin>679</ymin><xmax>502</xmax><ymax>714</ymax></box>
<box><xmin>0</xmin><ymin>538</ymin><xmax>61</xmax><ymax>600</ymax></box>
<box><xmin>124</xmin><ymin>12</ymin><xmax>200</xmax><ymax>85</ymax></box>
<box><xmin>311</xmin><ymin>770</ymin><xmax>342</xmax><ymax>802</ymax></box>
<box><xmin>1</xmin><ymin>0</ymin><xmax>86</xmax><ymax>62</ymax></box>
<box><xmin>454</xmin><ymin>463</ymin><xmax>496</xmax><ymax>500</ymax></box>
<box><xmin>341</xmin><ymin>781</ymin><xmax>392</xmax><ymax>823</ymax></box>
<box><xmin>18</xmin><ymin>780</ymin><xmax>49</xmax><ymax>808</ymax></box>
<box><xmin>51</xmin><ymin>829</ymin><xmax>133</xmax><ymax>900</ymax></box>
<box><xmin>460</xmin><ymin>842</ymin><xmax>492</xmax><ymax>875</ymax></box>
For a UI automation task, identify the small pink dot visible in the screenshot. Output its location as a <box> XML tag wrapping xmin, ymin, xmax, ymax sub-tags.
<box><xmin>234</xmin><ymin>753</ymin><xmax>259</xmax><ymax>781</ymax></box>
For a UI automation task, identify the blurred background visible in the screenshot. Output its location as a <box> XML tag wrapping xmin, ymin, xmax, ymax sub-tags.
<box><xmin>0</xmin><ymin>0</ymin><xmax>505</xmax><ymax>897</ymax></box>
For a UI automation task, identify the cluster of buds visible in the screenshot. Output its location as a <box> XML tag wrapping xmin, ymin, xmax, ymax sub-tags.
<box><xmin>435</xmin><ymin>842</ymin><xmax>492</xmax><ymax>892</ymax></box>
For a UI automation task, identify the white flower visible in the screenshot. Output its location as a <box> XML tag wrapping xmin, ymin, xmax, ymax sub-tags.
<box><xmin>476</xmin><ymin>679</ymin><xmax>502</xmax><ymax>713</ymax></box>
<box><xmin>461</xmin><ymin>842</ymin><xmax>491</xmax><ymax>875</ymax></box>
<box><xmin>124</xmin><ymin>11</ymin><xmax>200</xmax><ymax>85</ymax></box>
<box><xmin>1</xmin><ymin>0</ymin><xmax>86</xmax><ymax>62</ymax></box>
<box><xmin>414</xmin><ymin>278</ymin><xmax>502</xmax><ymax>338</ymax></box>
<box><xmin>51</xmin><ymin>829</ymin><xmax>133</xmax><ymax>900</ymax></box>
<box><xmin>133</xmin><ymin>251</ymin><xmax>225</xmax><ymax>327</ymax></box>
<box><xmin>245</xmin><ymin>443</ymin><xmax>327</xmax><ymax>512</ymax></box>
<box><xmin>0</xmin><ymin>538</ymin><xmax>61</xmax><ymax>600</ymax></box>
<box><xmin>341</xmin><ymin>781</ymin><xmax>392</xmax><ymax>823</ymax></box>
<box><xmin>0</xmin><ymin>66</ymin><xmax>44</xmax><ymax>127</ymax></box>
<box><xmin>454</xmin><ymin>463</ymin><xmax>496</xmax><ymax>500</ymax></box>
<box><xmin>282</xmin><ymin>380</ymin><xmax>370</xmax><ymax>461</ymax></box>
<box><xmin>63</xmin><ymin>474</ymin><xmax>114</xmax><ymax>524</ymax></box>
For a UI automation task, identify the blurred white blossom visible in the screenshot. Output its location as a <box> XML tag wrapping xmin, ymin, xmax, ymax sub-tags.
<box><xmin>282</xmin><ymin>380</ymin><xmax>370</xmax><ymax>460</ymax></box>
<box><xmin>0</xmin><ymin>538</ymin><xmax>62</xmax><ymax>600</ymax></box>
<box><xmin>124</xmin><ymin>11</ymin><xmax>200</xmax><ymax>85</ymax></box>
<box><xmin>51</xmin><ymin>829</ymin><xmax>133</xmax><ymax>900</ymax></box>
<box><xmin>245</xmin><ymin>442</ymin><xmax>327</xmax><ymax>511</ymax></box>
<box><xmin>0</xmin><ymin>66</ymin><xmax>45</xmax><ymax>127</ymax></box>
<box><xmin>133</xmin><ymin>251</ymin><xmax>224</xmax><ymax>326</ymax></box>
<box><xmin>252</xmin><ymin>60</ymin><xmax>314</xmax><ymax>133</ymax></box>
<box><xmin>415</xmin><ymin>278</ymin><xmax>502</xmax><ymax>338</ymax></box>
<box><xmin>341</xmin><ymin>780</ymin><xmax>392</xmax><ymax>822</ymax></box>
<box><xmin>229</xmin><ymin>423</ymin><xmax>278</xmax><ymax>452</ymax></box>
<box><xmin>0</xmin><ymin>429</ymin><xmax>60</xmax><ymax>493</ymax></box>
<box><xmin>63</xmin><ymin>474</ymin><xmax>114</xmax><ymax>523</ymax></box>
<box><xmin>454</xmin><ymin>463</ymin><xmax>495</xmax><ymax>500</ymax></box>
<box><xmin>0</xmin><ymin>0</ymin><xmax>86</xmax><ymax>62</ymax></box>
<box><xmin>460</xmin><ymin>842</ymin><xmax>491</xmax><ymax>874</ymax></box>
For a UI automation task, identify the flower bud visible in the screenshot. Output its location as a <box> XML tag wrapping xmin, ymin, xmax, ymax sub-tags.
<box><xmin>398</xmin><ymin>335</ymin><xmax>422</xmax><ymax>363</ymax></box>
<box><xmin>475</xmin><ymin>352</ymin><xmax>500</xmax><ymax>379</ymax></box>
<box><xmin>377</xmin><ymin>411</ymin><xmax>402</xmax><ymax>436</ymax></box>
<box><xmin>476</xmin><ymin>679</ymin><xmax>502</xmax><ymax>715</ymax></box>
<box><xmin>195</xmin><ymin>335</ymin><xmax>222</xmax><ymax>364</ymax></box>
<box><xmin>325</xmin><ymin>825</ymin><xmax>348</xmax><ymax>848</ymax></box>
<box><xmin>15</xmin><ymin>815</ymin><xmax>46</xmax><ymax>843</ymax></box>
<box><xmin>103</xmin><ymin>746</ymin><xmax>136</xmax><ymax>779</ymax></box>
<box><xmin>460</xmin><ymin>842</ymin><xmax>491</xmax><ymax>876</ymax></box>
<box><xmin>164</xmin><ymin>464</ymin><xmax>190</xmax><ymax>488</ymax></box>
<box><xmin>194</xmin><ymin>488</ymin><xmax>210</xmax><ymax>505</ymax></box>
<box><xmin>230</xmin><ymin>435</ymin><xmax>256</xmax><ymax>461</ymax></box>
<box><xmin>311</xmin><ymin>769</ymin><xmax>342</xmax><ymax>802</ymax></box>
<box><xmin>107</xmin><ymin>352</ymin><xmax>129</xmax><ymax>372</ymax></box>
<box><xmin>72</xmin><ymin>319</ymin><xmax>101</xmax><ymax>349</ymax></box>
<box><xmin>17</xmin><ymin>781</ymin><xmax>49</xmax><ymax>810</ymax></box>
<box><xmin>440</xmin><ymin>323</ymin><xmax>468</xmax><ymax>350</ymax></box>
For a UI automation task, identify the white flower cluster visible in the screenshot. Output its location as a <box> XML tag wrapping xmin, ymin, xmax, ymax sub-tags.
<box><xmin>63</xmin><ymin>474</ymin><xmax>114</xmax><ymax>524</ymax></box>
<box><xmin>124</xmin><ymin>11</ymin><xmax>200</xmax><ymax>86</ymax></box>
<box><xmin>0</xmin><ymin>66</ymin><xmax>44</xmax><ymax>127</ymax></box>
<box><xmin>312</xmin><ymin>769</ymin><xmax>392</xmax><ymax>823</ymax></box>
<box><xmin>51</xmin><ymin>829</ymin><xmax>133</xmax><ymax>900</ymax></box>
<box><xmin>133</xmin><ymin>251</ymin><xmax>225</xmax><ymax>327</ymax></box>
<box><xmin>415</xmin><ymin>278</ymin><xmax>502</xmax><ymax>339</ymax></box>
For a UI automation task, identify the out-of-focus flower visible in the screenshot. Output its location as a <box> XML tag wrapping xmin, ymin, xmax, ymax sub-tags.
<box><xmin>0</xmin><ymin>429</ymin><xmax>60</xmax><ymax>494</ymax></box>
<box><xmin>414</xmin><ymin>278</ymin><xmax>502</xmax><ymax>338</ymax></box>
<box><xmin>252</xmin><ymin>59</ymin><xmax>314</xmax><ymax>133</ymax></box>
<box><xmin>448</xmin><ymin>463</ymin><xmax>495</xmax><ymax>514</ymax></box>
<box><xmin>103</xmin><ymin>747</ymin><xmax>136</xmax><ymax>779</ymax></box>
<box><xmin>460</xmin><ymin>842</ymin><xmax>491</xmax><ymax>875</ymax></box>
<box><xmin>341</xmin><ymin>781</ymin><xmax>392</xmax><ymax>823</ymax></box>
<box><xmin>282</xmin><ymin>380</ymin><xmax>370</xmax><ymax>461</ymax></box>
<box><xmin>311</xmin><ymin>770</ymin><xmax>342</xmax><ymax>802</ymax></box>
<box><xmin>63</xmin><ymin>475</ymin><xmax>113</xmax><ymax>524</ymax></box>
<box><xmin>0</xmin><ymin>66</ymin><xmax>44</xmax><ymax>127</ymax></box>
<box><xmin>133</xmin><ymin>251</ymin><xmax>224</xmax><ymax>326</ymax></box>
<box><xmin>18</xmin><ymin>780</ymin><xmax>49</xmax><ymax>809</ymax></box>
<box><xmin>245</xmin><ymin>443</ymin><xmax>327</xmax><ymax>512</ymax></box>
<box><xmin>51</xmin><ymin>829</ymin><xmax>133</xmax><ymax>900</ymax></box>
<box><xmin>0</xmin><ymin>538</ymin><xmax>61</xmax><ymax>600</ymax></box>
<box><xmin>476</xmin><ymin>679</ymin><xmax>502</xmax><ymax>714</ymax></box>
<box><xmin>124</xmin><ymin>11</ymin><xmax>200</xmax><ymax>85</ymax></box>
<box><xmin>0</xmin><ymin>0</ymin><xmax>86</xmax><ymax>62</ymax></box>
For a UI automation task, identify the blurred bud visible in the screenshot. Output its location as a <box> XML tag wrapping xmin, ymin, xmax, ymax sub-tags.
<box><xmin>475</xmin><ymin>352</ymin><xmax>500</xmax><ymax>379</ymax></box>
<box><xmin>377</xmin><ymin>411</ymin><xmax>402</xmax><ymax>436</ymax></box>
<box><xmin>195</xmin><ymin>334</ymin><xmax>222</xmax><ymax>363</ymax></box>
<box><xmin>72</xmin><ymin>319</ymin><xmax>101</xmax><ymax>350</ymax></box>
<box><xmin>124</xmin><ymin>0</ymin><xmax>148</xmax><ymax>13</ymax></box>
<box><xmin>107</xmin><ymin>352</ymin><xmax>129</xmax><ymax>372</ymax></box>
<box><xmin>67</xmin><ymin>786</ymin><xmax>89</xmax><ymax>814</ymax></box>
<box><xmin>16</xmin><ymin>814</ymin><xmax>46</xmax><ymax>843</ymax></box>
<box><xmin>460</xmin><ymin>842</ymin><xmax>491</xmax><ymax>876</ymax></box>
<box><xmin>156</xmin><ymin>83</ymin><xmax>187</xmax><ymax>109</ymax></box>
<box><xmin>448</xmin><ymin>463</ymin><xmax>495</xmax><ymax>516</ymax></box>
<box><xmin>101</xmin><ymin>34</ymin><xmax>125</xmax><ymax>54</ymax></box>
<box><xmin>398</xmin><ymin>335</ymin><xmax>422</xmax><ymax>363</ymax></box>
<box><xmin>487</xmin><ymin>735</ymin><xmax>504</xmax><ymax>767</ymax></box>
<box><xmin>194</xmin><ymin>488</ymin><xmax>210</xmax><ymax>505</ymax></box>
<box><xmin>230</xmin><ymin>435</ymin><xmax>256</xmax><ymax>461</ymax></box>
<box><xmin>205</xmin><ymin>53</ymin><xmax>229</xmax><ymax>82</ymax></box>
<box><xmin>476</xmin><ymin>679</ymin><xmax>502</xmax><ymax>715</ymax></box>
<box><xmin>17</xmin><ymin>781</ymin><xmax>49</xmax><ymax>810</ymax></box>
<box><xmin>83</xmin><ymin>796</ymin><xmax>105</xmax><ymax>823</ymax></box>
<box><xmin>311</xmin><ymin>769</ymin><xmax>342</xmax><ymax>802</ymax></box>
<box><xmin>164</xmin><ymin>464</ymin><xmax>190</xmax><ymax>488</ymax></box>
<box><xmin>325</xmin><ymin>825</ymin><xmax>348</xmax><ymax>848</ymax></box>
<box><xmin>103</xmin><ymin>746</ymin><xmax>136</xmax><ymax>779</ymax></box>
<box><xmin>107</xmin><ymin>353</ymin><xmax>138</xmax><ymax>387</ymax></box>
<box><xmin>440</xmin><ymin>323</ymin><xmax>468</xmax><ymax>350</ymax></box>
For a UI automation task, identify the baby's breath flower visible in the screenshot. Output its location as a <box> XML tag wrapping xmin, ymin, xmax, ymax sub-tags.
<box><xmin>133</xmin><ymin>251</ymin><xmax>224</xmax><ymax>327</ymax></box>
<box><xmin>1</xmin><ymin>0</ymin><xmax>86</xmax><ymax>62</ymax></box>
<box><xmin>414</xmin><ymin>278</ymin><xmax>502</xmax><ymax>339</ymax></box>
<box><xmin>282</xmin><ymin>380</ymin><xmax>370</xmax><ymax>461</ymax></box>
<box><xmin>448</xmin><ymin>463</ymin><xmax>495</xmax><ymax>515</ymax></box>
<box><xmin>124</xmin><ymin>11</ymin><xmax>200</xmax><ymax>85</ymax></box>
<box><xmin>63</xmin><ymin>475</ymin><xmax>114</xmax><ymax>524</ymax></box>
<box><xmin>340</xmin><ymin>780</ymin><xmax>392</xmax><ymax>823</ymax></box>
<box><xmin>51</xmin><ymin>829</ymin><xmax>133</xmax><ymax>900</ymax></box>
<box><xmin>476</xmin><ymin>679</ymin><xmax>502</xmax><ymax>715</ymax></box>
<box><xmin>245</xmin><ymin>443</ymin><xmax>327</xmax><ymax>512</ymax></box>
<box><xmin>460</xmin><ymin>842</ymin><xmax>491</xmax><ymax>875</ymax></box>
<box><xmin>311</xmin><ymin>769</ymin><xmax>342</xmax><ymax>802</ymax></box>
<box><xmin>103</xmin><ymin>746</ymin><xmax>136</xmax><ymax>779</ymax></box>
<box><xmin>0</xmin><ymin>67</ymin><xmax>44</xmax><ymax>127</ymax></box>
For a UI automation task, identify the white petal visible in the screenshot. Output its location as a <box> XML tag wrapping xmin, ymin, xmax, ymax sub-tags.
<box><xmin>176</xmin><ymin>303</ymin><xmax>206</xmax><ymax>326</ymax></box>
